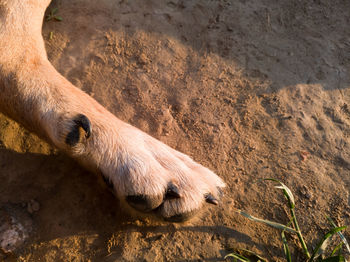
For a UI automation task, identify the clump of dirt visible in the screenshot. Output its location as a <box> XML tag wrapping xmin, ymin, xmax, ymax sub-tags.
<box><xmin>0</xmin><ymin>0</ymin><xmax>349</xmax><ymax>261</ymax></box>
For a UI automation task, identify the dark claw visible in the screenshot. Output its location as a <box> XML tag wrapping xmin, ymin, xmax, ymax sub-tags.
<box><xmin>73</xmin><ymin>114</ymin><xmax>92</xmax><ymax>138</ymax></box>
<box><xmin>165</xmin><ymin>182</ymin><xmax>181</xmax><ymax>199</ymax></box>
<box><xmin>205</xmin><ymin>194</ymin><xmax>218</xmax><ymax>205</ymax></box>
<box><xmin>65</xmin><ymin>114</ymin><xmax>92</xmax><ymax>146</ymax></box>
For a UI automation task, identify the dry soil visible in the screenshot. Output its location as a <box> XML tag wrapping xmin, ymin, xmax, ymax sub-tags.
<box><xmin>1</xmin><ymin>0</ymin><xmax>350</xmax><ymax>261</ymax></box>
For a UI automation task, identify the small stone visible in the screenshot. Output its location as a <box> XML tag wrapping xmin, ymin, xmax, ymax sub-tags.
<box><xmin>0</xmin><ymin>204</ymin><xmax>32</xmax><ymax>253</ymax></box>
<box><xmin>300</xmin><ymin>151</ymin><xmax>310</xmax><ymax>161</ymax></box>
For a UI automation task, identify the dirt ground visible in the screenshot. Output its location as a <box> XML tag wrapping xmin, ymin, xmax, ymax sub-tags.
<box><xmin>1</xmin><ymin>0</ymin><xmax>350</xmax><ymax>261</ymax></box>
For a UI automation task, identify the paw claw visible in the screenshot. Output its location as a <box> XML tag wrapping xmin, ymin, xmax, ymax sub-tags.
<box><xmin>65</xmin><ymin>114</ymin><xmax>92</xmax><ymax>146</ymax></box>
<box><xmin>165</xmin><ymin>182</ymin><xmax>181</xmax><ymax>199</ymax></box>
<box><xmin>205</xmin><ymin>194</ymin><xmax>219</xmax><ymax>205</ymax></box>
<box><xmin>74</xmin><ymin>114</ymin><xmax>92</xmax><ymax>138</ymax></box>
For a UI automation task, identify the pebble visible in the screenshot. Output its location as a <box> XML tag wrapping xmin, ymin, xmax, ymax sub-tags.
<box><xmin>0</xmin><ymin>204</ymin><xmax>32</xmax><ymax>253</ymax></box>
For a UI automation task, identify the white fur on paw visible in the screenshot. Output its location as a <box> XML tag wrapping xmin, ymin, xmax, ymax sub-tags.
<box><xmin>99</xmin><ymin>128</ymin><xmax>225</xmax><ymax>222</ymax></box>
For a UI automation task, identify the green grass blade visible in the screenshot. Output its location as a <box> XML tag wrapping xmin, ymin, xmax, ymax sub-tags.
<box><xmin>234</xmin><ymin>209</ymin><xmax>297</xmax><ymax>233</ymax></box>
<box><xmin>314</xmin><ymin>237</ymin><xmax>331</xmax><ymax>259</ymax></box>
<box><xmin>281</xmin><ymin>230</ymin><xmax>292</xmax><ymax>262</ymax></box>
<box><xmin>225</xmin><ymin>253</ymin><xmax>250</xmax><ymax>261</ymax></box>
<box><xmin>289</xmin><ymin>208</ymin><xmax>310</xmax><ymax>258</ymax></box>
<box><xmin>309</xmin><ymin>226</ymin><xmax>347</xmax><ymax>261</ymax></box>
<box><xmin>240</xmin><ymin>249</ymin><xmax>268</xmax><ymax>262</ymax></box>
<box><xmin>54</xmin><ymin>16</ymin><xmax>63</xmax><ymax>21</ymax></box>
<box><xmin>327</xmin><ymin>216</ymin><xmax>350</xmax><ymax>253</ymax></box>
<box><xmin>51</xmin><ymin>8</ymin><xmax>58</xmax><ymax>14</ymax></box>
<box><xmin>263</xmin><ymin>179</ymin><xmax>295</xmax><ymax>208</ymax></box>
<box><xmin>331</xmin><ymin>242</ymin><xmax>343</xmax><ymax>256</ymax></box>
<box><xmin>318</xmin><ymin>255</ymin><xmax>345</xmax><ymax>262</ymax></box>
<box><xmin>262</xmin><ymin>178</ymin><xmax>310</xmax><ymax>257</ymax></box>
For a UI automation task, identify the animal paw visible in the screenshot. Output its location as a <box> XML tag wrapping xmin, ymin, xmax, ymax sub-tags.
<box><xmin>69</xmin><ymin>114</ymin><xmax>225</xmax><ymax>222</ymax></box>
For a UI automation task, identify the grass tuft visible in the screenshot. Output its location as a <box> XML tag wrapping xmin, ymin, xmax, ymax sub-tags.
<box><xmin>225</xmin><ymin>179</ymin><xmax>349</xmax><ymax>261</ymax></box>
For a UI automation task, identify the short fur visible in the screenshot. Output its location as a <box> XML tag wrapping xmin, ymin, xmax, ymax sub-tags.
<box><xmin>0</xmin><ymin>0</ymin><xmax>225</xmax><ymax>221</ymax></box>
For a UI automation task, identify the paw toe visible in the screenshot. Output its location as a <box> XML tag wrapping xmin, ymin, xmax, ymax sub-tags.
<box><xmin>126</xmin><ymin>195</ymin><xmax>163</xmax><ymax>212</ymax></box>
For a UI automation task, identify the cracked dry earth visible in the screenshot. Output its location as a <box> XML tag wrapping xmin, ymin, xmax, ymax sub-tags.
<box><xmin>1</xmin><ymin>0</ymin><xmax>350</xmax><ymax>261</ymax></box>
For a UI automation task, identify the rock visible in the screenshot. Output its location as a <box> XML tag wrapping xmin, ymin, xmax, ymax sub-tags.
<box><xmin>0</xmin><ymin>203</ymin><xmax>32</xmax><ymax>253</ymax></box>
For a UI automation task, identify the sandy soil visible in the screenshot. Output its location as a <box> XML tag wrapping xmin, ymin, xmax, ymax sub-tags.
<box><xmin>1</xmin><ymin>0</ymin><xmax>350</xmax><ymax>261</ymax></box>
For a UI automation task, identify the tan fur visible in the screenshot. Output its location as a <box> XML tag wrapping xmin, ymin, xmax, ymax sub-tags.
<box><xmin>0</xmin><ymin>0</ymin><xmax>225</xmax><ymax>220</ymax></box>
